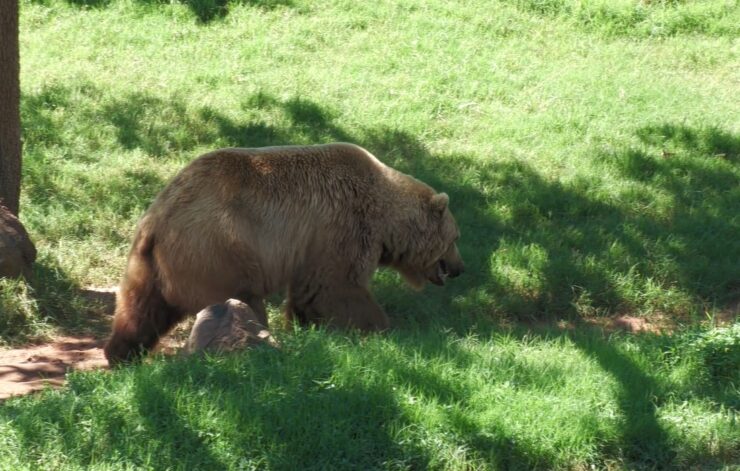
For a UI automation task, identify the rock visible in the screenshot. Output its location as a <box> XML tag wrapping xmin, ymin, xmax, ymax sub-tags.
<box><xmin>185</xmin><ymin>299</ymin><xmax>278</xmax><ymax>354</ymax></box>
<box><xmin>0</xmin><ymin>204</ymin><xmax>36</xmax><ymax>279</ymax></box>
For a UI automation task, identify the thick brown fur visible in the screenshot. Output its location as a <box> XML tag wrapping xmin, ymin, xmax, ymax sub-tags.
<box><xmin>104</xmin><ymin>143</ymin><xmax>464</xmax><ymax>365</ymax></box>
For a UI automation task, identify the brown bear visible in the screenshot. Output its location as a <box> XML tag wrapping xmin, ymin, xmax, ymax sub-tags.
<box><xmin>104</xmin><ymin>143</ymin><xmax>464</xmax><ymax>365</ymax></box>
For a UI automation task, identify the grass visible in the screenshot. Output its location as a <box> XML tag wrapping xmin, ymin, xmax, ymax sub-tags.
<box><xmin>0</xmin><ymin>329</ymin><xmax>740</xmax><ymax>469</ymax></box>
<box><xmin>1</xmin><ymin>326</ymin><xmax>738</xmax><ymax>469</ymax></box>
<box><xmin>1</xmin><ymin>0</ymin><xmax>738</xmax><ymax>468</ymax></box>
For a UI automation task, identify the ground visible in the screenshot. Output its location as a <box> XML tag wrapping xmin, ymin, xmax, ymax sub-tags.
<box><xmin>0</xmin><ymin>335</ymin><xmax>106</xmax><ymax>400</ymax></box>
<box><xmin>1</xmin><ymin>287</ymin><xmax>697</xmax><ymax>401</ymax></box>
<box><xmin>0</xmin><ymin>287</ymin><xmax>193</xmax><ymax>400</ymax></box>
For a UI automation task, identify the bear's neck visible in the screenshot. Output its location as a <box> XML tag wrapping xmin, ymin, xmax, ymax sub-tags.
<box><xmin>376</xmin><ymin>167</ymin><xmax>431</xmax><ymax>266</ymax></box>
<box><xmin>378</xmin><ymin>216</ymin><xmax>421</xmax><ymax>267</ymax></box>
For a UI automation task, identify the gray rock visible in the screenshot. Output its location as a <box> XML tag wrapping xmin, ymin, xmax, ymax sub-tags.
<box><xmin>0</xmin><ymin>204</ymin><xmax>36</xmax><ymax>279</ymax></box>
<box><xmin>185</xmin><ymin>299</ymin><xmax>278</xmax><ymax>354</ymax></box>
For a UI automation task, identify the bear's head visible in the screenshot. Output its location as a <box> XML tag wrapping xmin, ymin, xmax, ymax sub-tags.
<box><xmin>390</xmin><ymin>192</ymin><xmax>465</xmax><ymax>290</ymax></box>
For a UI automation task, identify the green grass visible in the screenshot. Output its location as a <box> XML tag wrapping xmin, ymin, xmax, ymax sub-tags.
<box><xmin>1</xmin><ymin>326</ymin><xmax>738</xmax><ymax>469</ymax></box>
<box><xmin>2</xmin><ymin>0</ymin><xmax>739</xmax><ymax>468</ymax></box>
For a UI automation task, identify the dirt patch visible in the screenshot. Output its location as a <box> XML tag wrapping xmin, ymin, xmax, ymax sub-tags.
<box><xmin>0</xmin><ymin>285</ymin><xmax>119</xmax><ymax>400</ymax></box>
<box><xmin>589</xmin><ymin>314</ymin><xmax>675</xmax><ymax>334</ymax></box>
<box><xmin>0</xmin><ymin>331</ymin><xmax>195</xmax><ymax>401</ymax></box>
<box><xmin>516</xmin><ymin>314</ymin><xmax>679</xmax><ymax>335</ymax></box>
<box><xmin>0</xmin><ymin>336</ymin><xmax>107</xmax><ymax>400</ymax></box>
<box><xmin>0</xmin><ymin>285</ymin><xmax>194</xmax><ymax>401</ymax></box>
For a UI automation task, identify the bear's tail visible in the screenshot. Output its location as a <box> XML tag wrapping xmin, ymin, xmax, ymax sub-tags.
<box><xmin>104</xmin><ymin>227</ymin><xmax>183</xmax><ymax>366</ymax></box>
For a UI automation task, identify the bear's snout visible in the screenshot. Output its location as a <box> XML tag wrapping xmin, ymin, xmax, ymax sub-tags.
<box><xmin>448</xmin><ymin>261</ymin><xmax>464</xmax><ymax>278</ymax></box>
<box><xmin>440</xmin><ymin>243</ymin><xmax>465</xmax><ymax>280</ymax></box>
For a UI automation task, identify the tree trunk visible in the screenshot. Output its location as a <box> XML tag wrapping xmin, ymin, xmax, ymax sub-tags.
<box><xmin>0</xmin><ymin>0</ymin><xmax>22</xmax><ymax>216</ymax></box>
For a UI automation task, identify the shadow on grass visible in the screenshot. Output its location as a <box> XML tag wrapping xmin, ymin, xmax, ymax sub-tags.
<box><xmin>134</xmin><ymin>379</ymin><xmax>229</xmax><ymax>468</ymax></box>
<box><xmin>134</xmin><ymin>337</ymin><xmax>432</xmax><ymax>469</ymax></box>
<box><xmin>37</xmin><ymin>261</ymin><xmax>113</xmax><ymax>334</ymax></box>
<box><xmin>37</xmin><ymin>0</ymin><xmax>293</xmax><ymax>22</ymax></box>
<box><xmin>567</xmin><ymin>332</ymin><xmax>676</xmax><ymax>468</ymax></box>
<box><xmin>394</xmin><ymin>328</ymin><xmax>649</xmax><ymax>468</ymax></box>
<box><xmin>19</xmin><ymin>88</ymin><xmax>740</xmax><ymax>314</ymax></box>
<box><xmin>0</xmin><ymin>261</ymin><xmax>114</xmax><ymax>344</ymax></box>
<box><xmin>15</xmin><ymin>86</ymin><xmax>739</xmax><ymax>466</ymax></box>
<box><xmin>7</xmin><ymin>327</ymin><xmax>733</xmax><ymax>468</ymax></box>
<box><xmin>118</xmin><ymin>334</ymin><xmax>553</xmax><ymax>468</ymax></box>
<box><xmin>498</xmin><ymin>0</ymin><xmax>738</xmax><ymax>37</ymax></box>
<box><xmin>363</xmin><ymin>124</ymin><xmax>739</xmax><ymax>324</ymax></box>
<box><xmin>19</xmin><ymin>82</ymin><xmax>739</xmax><ymax>329</ymax></box>
<box><xmin>2</xmin><ymin>256</ymin><xmax>113</xmax><ymax>346</ymax></box>
<box><xmin>390</xmin><ymin>324</ymin><xmax>740</xmax><ymax>468</ymax></box>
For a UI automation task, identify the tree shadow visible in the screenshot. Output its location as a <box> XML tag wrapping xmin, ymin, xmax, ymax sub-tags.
<box><xmin>567</xmin><ymin>331</ymin><xmax>676</xmax><ymax>468</ymax></box>
<box><xmin>392</xmin><ymin>327</ymin><xmax>638</xmax><ymax>468</ymax></box>
<box><xmin>133</xmin><ymin>378</ymin><xmax>228</xmax><ymax>468</ymax></box>
<box><xmin>4</xmin><ymin>325</ymin><xmax>734</xmax><ymax>468</ymax></box>
<box><xmin>363</xmin><ymin>123</ymin><xmax>739</xmax><ymax>324</ymax></box>
<box><xmin>17</xmin><ymin>87</ymin><xmax>739</xmax><ymax>466</ymax></box>
<box><xmin>637</xmin><ymin>123</ymin><xmax>739</xmax><ymax>164</ymax></box>
<box><xmin>128</xmin><ymin>337</ymin><xmax>433</xmax><ymax>469</ymax></box>
<box><xmin>389</xmin><ymin>321</ymin><xmax>738</xmax><ymax>468</ymax></box>
<box><xmin>20</xmin><ymin>84</ymin><xmax>739</xmax><ymax>326</ymax></box>
<box><xmin>603</xmin><ymin>124</ymin><xmax>740</xmax><ymax>309</ymax></box>
<box><xmin>122</xmin><ymin>332</ymin><xmax>571</xmax><ymax>469</ymax></box>
<box><xmin>40</xmin><ymin>0</ymin><xmax>293</xmax><ymax>23</ymax></box>
<box><xmin>378</xmin><ymin>331</ymin><xmax>578</xmax><ymax>469</ymax></box>
<box><xmin>0</xmin><ymin>253</ymin><xmax>112</xmax><ymax>345</ymax></box>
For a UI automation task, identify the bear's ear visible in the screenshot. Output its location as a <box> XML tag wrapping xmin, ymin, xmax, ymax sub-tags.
<box><xmin>430</xmin><ymin>193</ymin><xmax>449</xmax><ymax>215</ymax></box>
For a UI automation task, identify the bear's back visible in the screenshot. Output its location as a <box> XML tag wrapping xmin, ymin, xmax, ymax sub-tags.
<box><xmin>197</xmin><ymin>142</ymin><xmax>385</xmax><ymax>187</ymax></box>
<box><xmin>159</xmin><ymin>144</ymin><xmax>389</xmax><ymax>213</ymax></box>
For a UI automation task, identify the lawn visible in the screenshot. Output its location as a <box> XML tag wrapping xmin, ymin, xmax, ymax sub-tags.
<box><xmin>1</xmin><ymin>0</ymin><xmax>739</xmax><ymax>468</ymax></box>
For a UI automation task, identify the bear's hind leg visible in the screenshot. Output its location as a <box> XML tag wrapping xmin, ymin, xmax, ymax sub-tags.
<box><xmin>104</xmin><ymin>282</ymin><xmax>186</xmax><ymax>366</ymax></box>
<box><xmin>104</xmin><ymin>231</ymin><xmax>186</xmax><ymax>366</ymax></box>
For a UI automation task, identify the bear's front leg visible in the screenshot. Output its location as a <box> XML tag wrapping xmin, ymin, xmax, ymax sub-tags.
<box><xmin>288</xmin><ymin>283</ymin><xmax>390</xmax><ymax>332</ymax></box>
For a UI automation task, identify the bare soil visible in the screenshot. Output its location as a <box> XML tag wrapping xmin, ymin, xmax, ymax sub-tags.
<box><xmin>0</xmin><ymin>335</ymin><xmax>107</xmax><ymax>400</ymax></box>
<box><xmin>0</xmin><ymin>287</ymin><xmax>193</xmax><ymax>401</ymax></box>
